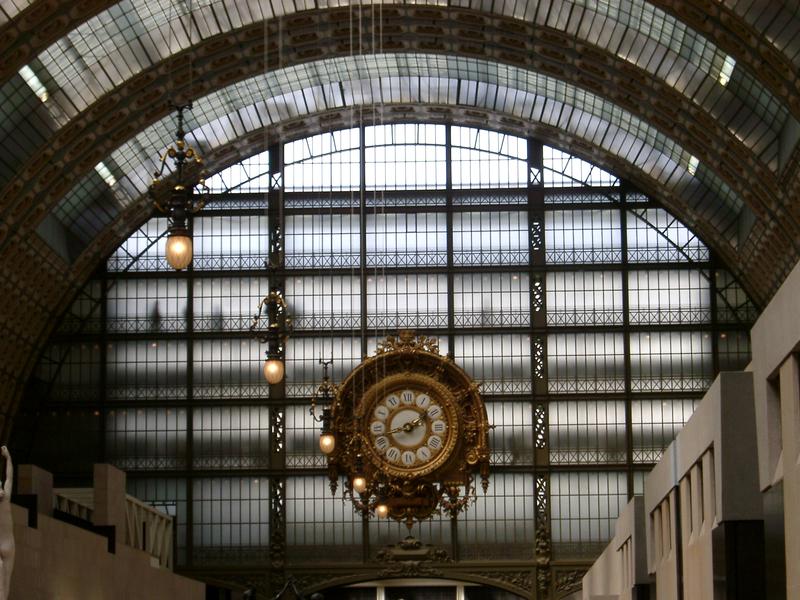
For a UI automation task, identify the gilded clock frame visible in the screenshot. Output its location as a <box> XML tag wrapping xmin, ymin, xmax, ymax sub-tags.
<box><xmin>325</xmin><ymin>332</ymin><xmax>491</xmax><ymax>525</ymax></box>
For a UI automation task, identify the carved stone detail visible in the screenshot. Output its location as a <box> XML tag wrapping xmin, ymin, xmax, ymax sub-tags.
<box><xmin>472</xmin><ymin>570</ymin><xmax>534</xmax><ymax>596</ymax></box>
<box><xmin>554</xmin><ymin>568</ymin><xmax>588</xmax><ymax>595</ymax></box>
<box><xmin>374</xmin><ymin>535</ymin><xmax>451</xmax><ymax>577</ymax></box>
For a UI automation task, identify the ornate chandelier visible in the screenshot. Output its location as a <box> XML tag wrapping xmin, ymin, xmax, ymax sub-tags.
<box><xmin>149</xmin><ymin>103</ymin><xmax>208</xmax><ymax>270</ymax></box>
<box><xmin>317</xmin><ymin>331</ymin><xmax>491</xmax><ymax>528</ymax></box>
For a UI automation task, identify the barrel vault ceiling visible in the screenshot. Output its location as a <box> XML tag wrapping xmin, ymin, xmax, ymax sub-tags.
<box><xmin>0</xmin><ymin>0</ymin><xmax>799</xmax><ymax>437</ymax></box>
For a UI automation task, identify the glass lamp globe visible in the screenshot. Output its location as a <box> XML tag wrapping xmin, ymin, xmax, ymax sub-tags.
<box><xmin>165</xmin><ymin>234</ymin><xmax>193</xmax><ymax>270</ymax></box>
<box><xmin>352</xmin><ymin>476</ymin><xmax>367</xmax><ymax>494</ymax></box>
<box><xmin>319</xmin><ymin>433</ymin><xmax>335</xmax><ymax>454</ymax></box>
<box><xmin>375</xmin><ymin>502</ymin><xmax>389</xmax><ymax>519</ymax></box>
<box><xmin>263</xmin><ymin>358</ymin><xmax>285</xmax><ymax>384</ymax></box>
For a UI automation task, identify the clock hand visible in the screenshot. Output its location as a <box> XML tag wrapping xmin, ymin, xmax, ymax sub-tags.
<box><xmin>387</xmin><ymin>413</ymin><xmax>427</xmax><ymax>434</ymax></box>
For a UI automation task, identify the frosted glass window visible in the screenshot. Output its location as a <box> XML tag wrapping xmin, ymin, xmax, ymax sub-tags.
<box><xmin>630</xmin><ymin>331</ymin><xmax>713</xmax><ymax>391</ymax></box>
<box><xmin>547</xmin><ymin>334</ymin><xmax>625</xmax><ymax>393</ymax></box>
<box><xmin>204</xmin><ymin>150</ymin><xmax>270</xmax><ymax>193</ymax></box>
<box><xmin>285</xmin><ymin>214</ymin><xmax>360</xmax><ymax>269</ymax></box>
<box><xmin>550</xmin><ymin>472</ymin><xmax>627</xmax><ymax>553</ymax></box>
<box><xmin>35</xmin><ymin>343</ymin><xmax>102</xmax><ymax>397</ymax></box>
<box><xmin>452</xmin><ymin>211</ymin><xmax>528</xmax><ymax>266</ymax></box>
<box><xmin>543</xmin><ymin>146</ymin><xmax>618</xmax><ymax>187</ymax></box>
<box><xmin>192</xmin><ymin>339</ymin><xmax>266</xmax><ymax>400</ymax></box>
<box><xmin>458</xmin><ymin>473</ymin><xmax>534</xmax><ymax>559</ymax></box>
<box><xmin>715</xmin><ymin>270</ymin><xmax>759</xmax><ymax>324</ymax></box>
<box><xmin>286</xmin><ymin>276</ymin><xmax>361</xmax><ymax>330</ymax></box>
<box><xmin>107</xmin><ymin>279</ymin><xmax>188</xmax><ymax>333</ymax></box>
<box><xmin>367</xmin><ymin>273</ymin><xmax>447</xmax><ymax>328</ymax></box>
<box><xmin>286</xmin><ymin>405</ymin><xmax>326</xmax><ymax>469</ymax></box>
<box><xmin>106</xmin><ymin>340</ymin><xmax>186</xmax><ymax>400</ymax></box>
<box><xmin>549</xmin><ymin>401</ymin><xmax>626</xmax><ymax>464</ymax></box>
<box><xmin>627</xmin><ymin>208</ymin><xmax>709</xmax><ymax>263</ymax></box>
<box><xmin>285</xmin><ymin>337</ymin><xmax>362</xmax><ymax>398</ymax></box>
<box><xmin>193</xmin><ymin>277</ymin><xmax>270</xmax><ymax>332</ymax></box>
<box><xmin>631</xmin><ymin>399</ymin><xmax>698</xmax><ymax>463</ymax></box>
<box><xmin>451</xmin><ymin>123</ymin><xmax>527</xmax><ymax>188</ymax></box>
<box><xmin>487</xmin><ymin>402</ymin><xmax>533</xmax><ymax>466</ymax></box>
<box><xmin>193</xmin><ymin>215</ymin><xmax>269</xmax><ymax>270</ymax></box>
<box><xmin>546</xmin><ymin>272</ymin><xmax>623</xmax><ymax>326</ymax></box>
<box><xmin>545</xmin><ymin>210</ymin><xmax>622</xmax><ymax>264</ymax></box>
<box><xmin>454</xmin><ymin>273</ymin><xmax>529</xmax><ymax>328</ymax></box>
<box><xmin>454</xmin><ymin>334</ymin><xmax>531</xmax><ymax>394</ymax></box>
<box><xmin>366</xmin><ymin>213</ymin><xmax>447</xmax><ymax>267</ymax></box>
<box><xmin>287</xmin><ymin>476</ymin><xmax>363</xmax><ymax>558</ymax></box>
<box><xmin>718</xmin><ymin>331</ymin><xmax>751</xmax><ymax>371</ymax></box>
<box><xmin>192</xmin><ymin>478</ymin><xmax>269</xmax><ymax>563</ymax></box>
<box><xmin>107</xmin><ymin>217</ymin><xmax>170</xmax><ymax>272</ymax></box>
<box><xmin>106</xmin><ymin>407</ymin><xmax>187</xmax><ymax>470</ymax></box>
<box><xmin>193</xmin><ymin>407</ymin><xmax>269</xmax><ymax>469</ymax></box>
<box><xmin>628</xmin><ymin>270</ymin><xmax>711</xmax><ymax>324</ymax></box>
<box><xmin>365</xmin><ymin>124</ymin><xmax>447</xmax><ymax>190</ymax></box>
<box><xmin>285</xmin><ymin>128</ymin><xmax>360</xmax><ymax>191</ymax></box>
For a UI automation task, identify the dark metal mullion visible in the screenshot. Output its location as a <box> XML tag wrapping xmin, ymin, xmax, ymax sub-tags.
<box><xmin>527</xmin><ymin>137</ymin><xmax>551</xmax><ymax>590</ymax></box>
<box><xmin>709</xmin><ymin>256</ymin><xmax>721</xmax><ymax>376</ymax></box>
<box><xmin>185</xmin><ymin>217</ymin><xmax>195</xmax><ymax>568</ymax></box>
<box><xmin>99</xmin><ymin>266</ymin><xmax>108</xmax><ymax>463</ymax></box>
<box><xmin>445</xmin><ymin>125</ymin><xmax>459</xmax><ymax>558</ymax></box>
<box><xmin>621</xmin><ymin>184</ymin><xmax>634</xmax><ymax>499</ymax></box>
<box><xmin>265</xmin><ymin>142</ymin><xmax>288</xmax><ymax>585</ymax></box>
<box><xmin>358</xmin><ymin>124</ymin><xmax>371</xmax><ymax>561</ymax></box>
<box><xmin>359</xmin><ymin>124</ymin><xmax>368</xmax><ymax>359</ymax></box>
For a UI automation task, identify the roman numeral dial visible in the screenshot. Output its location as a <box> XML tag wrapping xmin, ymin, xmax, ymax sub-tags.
<box><xmin>366</xmin><ymin>384</ymin><xmax>455</xmax><ymax>475</ymax></box>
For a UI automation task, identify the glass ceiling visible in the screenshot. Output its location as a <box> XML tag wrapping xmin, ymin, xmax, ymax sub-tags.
<box><xmin>720</xmin><ymin>0</ymin><xmax>800</xmax><ymax>65</ymax></box>
<box><xmin>48</xmin><ymin>52</ymin><xmax>747</xmax><ymax>249</ymax></box>
<box><xmin>1</xmin><ymin>0</ymin><xmax>792</xmax><ymax>177</ymax></box>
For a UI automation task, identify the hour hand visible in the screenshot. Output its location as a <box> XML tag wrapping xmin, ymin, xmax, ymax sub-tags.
<box><xmin>388</xmin><ymin>413</ymin><xmax>426</xmax><ymax>434</ymax></box>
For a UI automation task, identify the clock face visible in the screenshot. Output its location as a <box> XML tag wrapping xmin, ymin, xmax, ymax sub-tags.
<box><xmin>365</xmin><ymin>382</ymin><xmax>457</xmax><ymax>476</ymax></box>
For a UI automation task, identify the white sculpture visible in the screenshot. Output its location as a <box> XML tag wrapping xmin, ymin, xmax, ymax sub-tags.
<box><xmin>0</xmin><ymin>447</ymin><xmax>13</xmax><ymax>600</ymax></box>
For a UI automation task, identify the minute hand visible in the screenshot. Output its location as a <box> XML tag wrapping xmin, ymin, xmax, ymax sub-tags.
<box><xmin>388</xmin><ymin>414</ymin><xmax>426</xmax><ymax>434</ymax></box>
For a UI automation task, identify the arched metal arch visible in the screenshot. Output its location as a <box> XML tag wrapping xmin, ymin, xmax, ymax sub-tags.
<box><xmin>3</xmin><ymin>50</ymin><xmax>757</xmax><ymax>248</ymax></box>
<box><xmin>1</xmin><ymin>7</ymin><xmax>796</xmax><ymax>288</ymax></box>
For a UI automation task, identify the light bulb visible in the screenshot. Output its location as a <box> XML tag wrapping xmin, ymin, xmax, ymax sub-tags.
<box><xmin>319</xmin><ymin>433</ymin><xmax>335</xmax><ymax>454</ymax></box>
<box><xmin>376</xmin><ymin>502</ymin><xmax>389</xmax><ymax>519</ymax></box>
<box><xmin>352</xmin><ymin>476</ymin><xmax>367</xmax><ymax>494</ymax></box>
<box><xmin>263</xmin><ymin>358</ymin><xmax>285</xmax><ymax>384</ymax></box>
<box><xmin>165</xmin><ymin>234</ymin><xmax>192</xmax><ymax>270</ymax></box>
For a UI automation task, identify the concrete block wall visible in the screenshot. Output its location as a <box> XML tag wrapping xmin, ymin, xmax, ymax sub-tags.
<box><xmin>581</xmin><ymin>496</ymin><xmax>649</xmax><ymax>600</ymax></box>
<box><xmin>578</xmin><ymin>371</ymin><xmax>765</xmax><ymax>600</ymax></box>
<box><xmin>750</xmin><ymin>258</ymin><xmax>800</xmax><ymax>600</ymax></box>
<box><xmin>8</xmin><ymin>464</ymin><xmax>204</xmax><ymax>599</ymax></box>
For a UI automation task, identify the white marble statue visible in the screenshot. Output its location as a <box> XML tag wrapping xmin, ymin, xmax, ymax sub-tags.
<box><xmin>0</xmin><ymin>447</ymin><xmax>14</xmax><ymax>600</ymax></box>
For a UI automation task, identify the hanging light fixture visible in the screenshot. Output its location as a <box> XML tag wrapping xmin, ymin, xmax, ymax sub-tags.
<box><xmin>250</xmin><ymin>226</ymin><xmax>292</xmax><ymax>384</ymax></box>
<box><xmin>310</xmin><ymin>360</ymin><xmax>336</xmax><ymax>454</ymax></box>
<box><xmin>150</xmin><ymin>103</ymin><xmax>208</xmax><ymax>270</ymax></box>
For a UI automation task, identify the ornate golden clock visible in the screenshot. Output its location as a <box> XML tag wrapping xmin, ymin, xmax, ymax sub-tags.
<box><xmin>323</xmin><ymin>331</ymin><xmax>490</xmax><ymax>527</ymax></box>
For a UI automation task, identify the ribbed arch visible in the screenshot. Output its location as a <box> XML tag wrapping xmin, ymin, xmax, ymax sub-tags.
<box><xmin>48</xmin><ymin>53</ymin><xmax>747</xmax><ymax>252</ymax></box>
<box><xmin>2</xmin><ymin>0</ymin><xmax>791</xmax><ymax>170</ymax></box>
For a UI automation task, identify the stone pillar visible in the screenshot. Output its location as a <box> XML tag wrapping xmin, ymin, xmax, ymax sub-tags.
<box><xmin>17</xmin><ymin>464</ymin><xmax>53</xmax><ymax>516</ymax></box>
<box><xmin>92</xmin><ymin>464</ymin><xmax>127</xmax><ymax>540</ymax></box>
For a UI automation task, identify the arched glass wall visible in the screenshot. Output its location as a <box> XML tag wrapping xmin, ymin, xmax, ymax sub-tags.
<box><xmin>16</xmin><ymin>124</ymin><xmax>756</xmax><ymax>581</ymax></box>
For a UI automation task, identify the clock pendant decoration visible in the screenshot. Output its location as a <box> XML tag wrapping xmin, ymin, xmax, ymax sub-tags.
<box><xmin>324</xmin><ymin>331</ymin><xmax>490</xmax><ymax>528</ymax></box>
